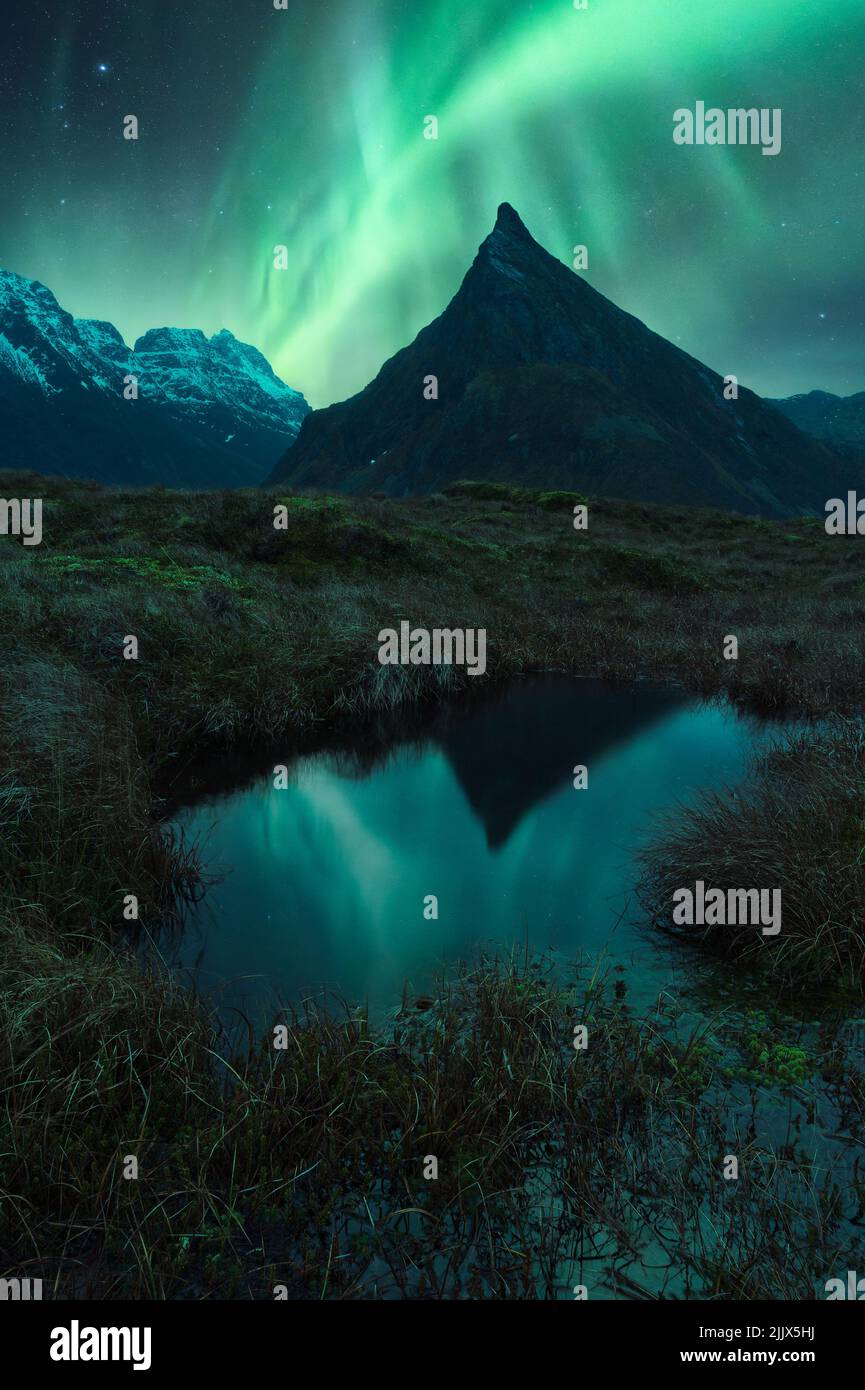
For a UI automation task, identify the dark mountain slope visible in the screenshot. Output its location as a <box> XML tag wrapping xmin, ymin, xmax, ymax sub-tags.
<box><xmin>770</xmin><ymin>389</ymin><xmax>865</xmax><ymax>453</ymax></box>
<box><xmin>270</xmin><ymin>203</ymin><xmax>852</xmax><ymax>516</ymax></box>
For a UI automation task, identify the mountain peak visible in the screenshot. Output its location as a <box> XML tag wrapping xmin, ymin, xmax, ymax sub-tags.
<box><xmin>133</xmin><ymin>326</ymin><xmax>208</xmax><ymax>352</ymax></box>
<box><xmin>269</xmin><ymin>202</ymin><xmax>848</xmax><ymax>517</ymax></box>
<box><xmin>493</xmin><ymin>202</ymin><xmax>530</xmax><ymax>237</ymax></box>
<box><xmin>477</xmin><ymin>203</ymin><xmax>545</xmax><ymax>284</ymax></box>
<box><xmin>0</xmin><ymin>263</ymin><xmax>310</xmax><ymax>485</ymax></box>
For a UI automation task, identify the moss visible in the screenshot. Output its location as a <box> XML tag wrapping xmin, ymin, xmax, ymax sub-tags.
<box><xmin>737</xmin><ymin>1016</ymin><xmax>812</xmax><ymax>1087</ymax></box>
<box><xmin>411</xmin><ymin>523</ymin><xmax>509</xmax><ymax>561</ymax></box>
<box><xmin>595</xmin><ymin>543</ymin><xmax>710</xmax><ymax>593</ymax></box>
<box><xmin>536</xmin><ymin>489</ymin><xmax>589</xmax><ymax>510</ymax></box>
<box><xmin>445</xmin><ymin>480</ymin><xmax>588</xmax><ymax>511</ymax></box>
<box><xmin>35</xmin><ymin>553</ymin><xmax>246</xmax><ymax>592</ymax></box>
<box><xmin>272</xmin><ymin>514</ymin><xmax>414</xmax><ymax>583</ymax></box>
<box><xmin>274</xmin><ymin>494</ymin><xmax>347</xmax><ymax>515</ymax></box>
<box><xmin>651</xmin><ymin>1038</ymin><xmax>716</xmax><ymax>1094</ymax></box>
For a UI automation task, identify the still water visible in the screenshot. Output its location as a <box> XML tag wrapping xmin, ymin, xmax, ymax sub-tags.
<box><xmin>160</xmin><ymin>678</ymin><xmax>790</xmax><ymax>1021</ymax></box>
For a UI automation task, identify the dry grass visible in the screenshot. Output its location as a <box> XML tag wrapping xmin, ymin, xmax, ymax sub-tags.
<box><xmin>2</xmin><ymin>939</ymin><xmax>860</xmax><ymax>1299</ymax></box>
<box><xmin>1</xmin><ymin>471</ymin><xmax>864</xmax><ymax>1297</ymax></box>
<box><xmin>638</xmin><ymin>720</ymin><xmax>865</xmax><ymax>991</ymax></box>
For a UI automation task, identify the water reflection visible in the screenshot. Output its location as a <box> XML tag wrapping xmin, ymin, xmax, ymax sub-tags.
<box><xmin>158</xmin><ymin>678</ymin><xmax>787</xmax><ymax>1021</ymax></box>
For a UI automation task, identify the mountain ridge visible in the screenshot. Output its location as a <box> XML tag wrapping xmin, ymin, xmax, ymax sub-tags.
<box><xmin>268</xmin><ymin>203</ymin><xmax>854</xmax><ymax>517</ymax></box>
<box><xmin>0</xmin><ymin>268</ymin><xmax>309</xmax><ymax>487</ymax></box>
<box><xmin>769</xmin><ymin>388</ymin><xmax>865</xmax><ymax>453</ymax></box>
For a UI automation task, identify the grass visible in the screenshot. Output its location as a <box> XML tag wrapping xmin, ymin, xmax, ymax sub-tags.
<box><xmin>1</xmin><ymin>469</ymin><xmax>864</xmax><ymax>1298</ymax></box>
<box><xmin>4</xmin><ymin>470</ymin><xmax>865</xmax><ymax>759</ymax></box>
<box><xmin>638</xmin><ymin>720</ymin><xmax>865</xmax><ymax>992</ymax></box>
<box><xmin>3</xmin><ymin>941</ymin><xmax>861</xmax><ymax>1299</ymax></box>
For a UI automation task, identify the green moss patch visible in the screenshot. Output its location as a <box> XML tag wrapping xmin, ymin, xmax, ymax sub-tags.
<box><xmin>35</xmin><ymin>553</ymin><xmax>246</xmax><ymax>591</ymax></box>
<box><xmin>595</xmin><ymin>543</ymin><xmax>710</xmax><ymax>593</ymax></box>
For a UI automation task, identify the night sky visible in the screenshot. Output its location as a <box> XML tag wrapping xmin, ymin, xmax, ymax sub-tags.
<box><xmin>1</xmin><ymin>0</ymin><xmax>862</xmax><ymax>408</ymax></box>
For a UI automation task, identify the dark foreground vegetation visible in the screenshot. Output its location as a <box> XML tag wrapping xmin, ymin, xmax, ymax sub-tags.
<box><xmin>640</xmin><ymin>721</ymin><xmax>865</xmax><ymax>993</ymax></box>
<box><xmin>2</xmin><ymin>470</ymin><xmax>864</xmax><ymax>1297</ymax></box>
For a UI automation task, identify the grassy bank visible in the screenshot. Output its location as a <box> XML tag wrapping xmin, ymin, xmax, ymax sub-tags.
<box><xmin>639</xmin><ymin>720</ymin><xmax>865</xmax><ymax>992</ymax></box>
<box><xmin>4</xmin><ymin>940</ymin><xmax>862</xmax><ymax>1298</ymax></box>
<box><xmin>3</xmin><ymin>472</ymin><xmax>865</xmax><ymax>764</ymax></box>
<box><xmin>2</xmin><ymin>470</ymin><xmax>864</xmax><ymax>1297</ymax></box>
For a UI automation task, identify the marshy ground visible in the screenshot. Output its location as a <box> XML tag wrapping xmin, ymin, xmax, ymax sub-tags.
<box><xmin>1</xmin><ymin>471</ymin><xmax>864</xmax><ymax>1297</ymax></box>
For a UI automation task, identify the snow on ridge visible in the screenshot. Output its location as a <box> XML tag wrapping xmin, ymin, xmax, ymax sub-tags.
<box><xmin>0</xmin><ymin>264</ymin><xmax>310</xmax><ymax>438</ymax></box>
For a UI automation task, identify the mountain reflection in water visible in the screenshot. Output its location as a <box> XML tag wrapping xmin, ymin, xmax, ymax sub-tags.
<box><xmin>158</xmin><ymin>678</ymin><xmax>787</xmax><ymax>1023</ymax></box>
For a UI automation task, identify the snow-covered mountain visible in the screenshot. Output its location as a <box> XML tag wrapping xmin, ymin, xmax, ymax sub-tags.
<box><xmin>0</xmin><ymin>268</ymin><xmax>309</xmax><ymax>487</ymax></box>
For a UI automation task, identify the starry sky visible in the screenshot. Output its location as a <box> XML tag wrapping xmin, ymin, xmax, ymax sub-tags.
<box><xmin>1</xmin><ymin>0</ymin><xmax>863</xmax><ymax>408</ymax></box>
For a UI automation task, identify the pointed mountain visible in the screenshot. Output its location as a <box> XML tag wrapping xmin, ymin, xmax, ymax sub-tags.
<box><xmin>0</xmin><ymin>268</ymin><xmax>309</xmax><ymax>487</ymax></box>
<box><xmin>435</xmin><ymin>676</ymin><xmax>683</xmax><ymax>849</ymax></box>
<box><xmin>268</xmin><ymin>203</ymin><xmax>853</xmax><ymax>515</ymax></box>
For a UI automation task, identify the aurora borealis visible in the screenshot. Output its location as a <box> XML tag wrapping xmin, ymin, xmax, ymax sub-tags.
<box><xmin>2</xmin><ymin>0</ymin><xmax>863</xmax><ymax>408</ymax></box>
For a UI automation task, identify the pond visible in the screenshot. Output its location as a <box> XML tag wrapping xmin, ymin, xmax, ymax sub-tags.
<box><xmin>156</xmin><ymin>677</ymin><xmax>794</xmax><ymax>1024</ymax></box>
